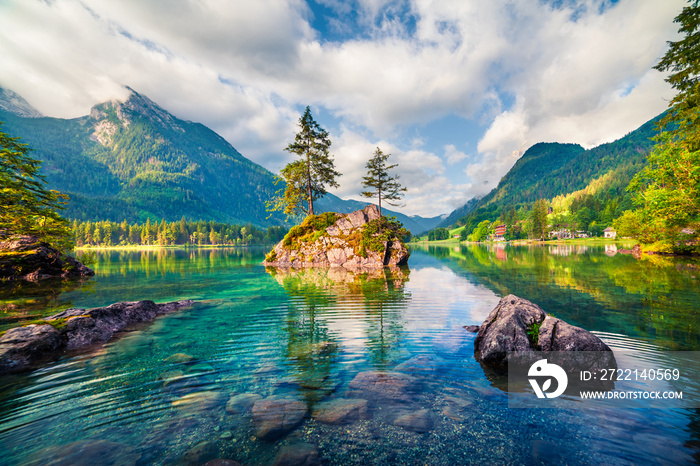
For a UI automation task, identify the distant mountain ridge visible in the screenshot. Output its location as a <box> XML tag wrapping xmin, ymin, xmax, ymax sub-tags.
<box><xmin>0</xmin><ymin>87</ymin><xmax>441</xmax><ymax>233</ymax></box>
<box><xmin>0</xmin><ymin>88</ymin><xmax>43</xmax><ymax>118</ymax></box>
<box><xmin>439</xmin><ymin>113</ymin><xmax>663</xmax><ymax>230</ymax></box>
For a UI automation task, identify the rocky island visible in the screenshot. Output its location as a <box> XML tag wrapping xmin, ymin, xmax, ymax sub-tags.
<box><xmin>263</xmin><ymin>205</ymin><xmax>410</xmax><ymax>268</ymax></box>
<box><xmin>0</xmin><ymin>235</ymin><xmax>94</xmax><ymax>281</ymax></box>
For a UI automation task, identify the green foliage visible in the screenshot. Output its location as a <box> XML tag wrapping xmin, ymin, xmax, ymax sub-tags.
<box><xmin>469</xmin><ymin>220</ymin><xmax>492</xmax><ymax>242</ymax></box>
<box><xmin>526</xmin><ymin>321</ymin><xmax>542</xmax><ymax>346</ymax></box>
<box><xmin>280</xmin><ymin>212</ymin><xmax>340</xmax><ymax>249</ymax></box>
<box><xmin>358</xmin><ymin>216</ymin><xmax>409</xmax><ymax>257</ymax></box>
<box><xmin>360</xmin><ymin>147</ymin><xmax>406</xmax><ymax>216</ymax></box>
<box><xmin>654</xmin><ymin>0</ymin><xmax>700</xmax><ymax>152</ymax></box>
<box><xmin>72</xmin><ymin>218</ymin><xmax>286</xmax><ymax>247</ymax></box>
<box><xmin>624</xmin><ymin>2</ymin><xmax>700</xmax><ymax>253</ymax></box>
<box><xmin>0</xmin><ymin>123</ymin><xmax>73</xmax><ymax>250</ymax></box>
<box><xmin>428</xmin><ymin>227</ymin><xmax>450</xmax><ymax>241</ymax></box>
<box><xmin>271</xmin><ymin>107</ymin><xmax>340</xmax><ymax>217</ymax></box>
<box><xmin>529</xmin><ymin>199</ymin><xmax>549</xmax><ymax>240</ymax></box>
<box><xmin>25</xmin><ymin>317</ymin><xmax>69</xmax><ymax>332</ymax></box>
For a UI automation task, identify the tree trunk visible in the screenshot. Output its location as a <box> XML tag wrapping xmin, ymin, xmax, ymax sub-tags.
<box><xmin>306</xmin><ymin>149</ymin><xmax>314</xmax><ymax>216</ymax></box>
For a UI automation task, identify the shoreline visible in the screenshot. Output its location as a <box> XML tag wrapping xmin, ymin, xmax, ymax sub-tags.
<box><xmin>74</xmin><ymin>244</ymin><xmax>275</xmax><ymax>251</ymax></box>
<box><xmin>412</xmin><ymin>237</ymin><xmax>636</xmax><ymax>246</ymax></box>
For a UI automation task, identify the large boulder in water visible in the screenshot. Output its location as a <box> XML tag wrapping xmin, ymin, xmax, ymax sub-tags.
<box><xmin>474</xmin><ymin>295</ymin><xmax>615</xmax><ymax>369</ymax></box>
<box><xmin>0</xmin><ymin>235</ymin><xmax>94</xmax><ymax>281</ymax></box>
<box><xmin>0</xmin><ymin>300</ymin><xmax>195</xmax><ymax>374</ymax></box>
<box><xmin>263</xmin><ymin>205</ymin><xmax>409</xmax><ymax>269</ymax></box>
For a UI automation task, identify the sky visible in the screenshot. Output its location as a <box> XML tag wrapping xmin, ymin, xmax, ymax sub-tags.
<box><xmin>0</xmin><ymin>0</ymin><xmax>685</xmax><ymax>218</ymax></box>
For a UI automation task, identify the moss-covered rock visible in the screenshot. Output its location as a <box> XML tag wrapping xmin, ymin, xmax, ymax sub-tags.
<box><xmin>263</xmin><ymin>205</ymin><xmax>409</xmax><ymax>268</ymax></box>
<box><xmin>0</xmin><ymin>236</ymin><xmax>94</xmax><ymax>281</ymax></box>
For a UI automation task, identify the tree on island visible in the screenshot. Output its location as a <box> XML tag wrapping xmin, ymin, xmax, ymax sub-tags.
<box><xmin>618</xmin><ymin>1</ymin><xmax>700</xmax><ymax>251</ymax></box>
<box><xmin>0</xmin><ymin>124</ymin><xmax>72</xmax><ymax>250</ymax></box>
<box><xmin>360</xmin><ymin>147</ymin><xmax>406</xmax><ymax>217</ymax></box>
<box><xmin>269</xmin><ymin>106</ymin><xmax>341</xmax><ymax>217</ymax></box>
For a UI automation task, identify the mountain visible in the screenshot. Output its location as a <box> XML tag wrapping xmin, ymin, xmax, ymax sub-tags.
<box><xmin>0</xmin><ymin>87</ymin><xmax>438</xmax><ymax>233</ymax></box>
<box><xmin>0</xmin><ymin>88</ymin><xmax>43</xmax><ymax>118</ymax></box>
<box><xmin>439</xmin><ymin>113</ymin><xmax>663</xmax><ymax>231</ymax></box>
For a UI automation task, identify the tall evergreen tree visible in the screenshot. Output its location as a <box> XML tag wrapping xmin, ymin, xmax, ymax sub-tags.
<box><xmin>530</xmin><ymin>199</ymin><xmax>549</xmax><ymax>240</ymax></box>
<box><xmin>360</xmin><ymin>147</ymin><xmax>406</xmax><ymax>217</ymax></box>
<box><xmin>0</xmin><ymin>124</ymin><xmax>71</xmax><ymax>249</ymax></box>
<box><xmin>624</xmin><ymin>1</ymin><xmax>700</xmax><ymax>249</ymax></box>
<box><xmin>273</xmin><ymin>107</ymin><xmax>340</xmax><ymax>217</ymax></box>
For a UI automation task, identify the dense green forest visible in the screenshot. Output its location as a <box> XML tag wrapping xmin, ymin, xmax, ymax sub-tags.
<box><xmin>71</xmin><ymin>218</ymin><xmax>286</xmax><ymax>247</ymax></box>
<box><xmin>430</xmin><ymin>113</ymin><xmax>664</xmax><ymax>241</ymax></box>
<box><xmin>0</xmin><ymin>88</ymin><xmax>287</xmax><ymax>227</ymax></box>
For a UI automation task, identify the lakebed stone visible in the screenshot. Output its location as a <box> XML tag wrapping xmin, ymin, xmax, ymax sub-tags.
<box><xmin>346</xmin><ymin>371</ymin><xmax>418</xmax><ymax>403</ymax></box>
<box><xmin>393</xmin><ymin>409</ymin><xmax>434</xmax><ymax>433</ymax></box>
<box><xmin>273</xmin><ymin>443</ymin><xmax>321</xmax><ymax>466</ymax></box>
<box><xmin>0</xmin><ymin>235</ymin><xmax>94</xmax><ymax>281</ymax></box>
<box><xmin>251</xmin><ymin>396</ymin><xmax>308</xmax><ymax>441</ymax></box>
<box><xmin>226</xmin><ymin>393</ymin><xmax>263</xmax><ymax>415</ymax></box>
<box><xmin>312</xmin><ymin>398</ymin><xmax>369</xmax><ymax>425</ymax></box>
<box><xmin>0</xmin><ymin>299</ymin><xmax>195</xmax><ymax>374</ymax></box>
<box><xmin>263</xmin><ymin>205</ymin><xmax>409</xmax><ymax>269</ymax></box>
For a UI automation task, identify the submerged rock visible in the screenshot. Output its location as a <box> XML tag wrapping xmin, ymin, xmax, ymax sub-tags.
<box><xmin>273</xmin><ymin>443</ymin><xmax>320</xmax><ymax>466</ymax></box>
<box><xmin>474</xmin><ymin>295</ymin><xmax>615</xmax><ymax>371</ymax></box>
<box><xmin>182</xmin><ymin>440</ymin><xmax>217</xmax><ymax>466</ymax></box>
<box><xmin>173</xmin><ymin>391</ymin><xmax>227</xmax><ymax>413</ymax></box>
<box><xmin>251</xmin><ymin>396</ymin><xmax>308</xmax><ymax>441</ymax></box>
<box><xmin>346</xmin><ymin>371</ymin><xmax>418</xmax><ymax>403</ymax></box>
<box><xmin>0</xmin><ymin>299</ymin><xmax>195</xmax><ymax>374</ymax></box>
<box><xmin>394</xmin><ymin>354</ymin><xmax>448</xmax><ymax>375</ymax></box>
<box><xmin>225</xmin><ymin>393</ymin><xmax>263</xmax><ymax>415</ymax></box>
<box><xmin>263</xmin><ymin>205</ymin><xmax>409</xmax><ymax>269</ymax></box>
<box><xmin>0</xmin><ymin>235</ymin><xmax>94</xmax><ymax>281</ymax></box>
<box><xmin>312</xmin><ymin>398</ymin><xmax>369</xmax><ymax>425</ymax></box>
<box><xmin>393</xmin><ymin>409</ymin><xmax>434</xmax><ymax>433</ymax></box>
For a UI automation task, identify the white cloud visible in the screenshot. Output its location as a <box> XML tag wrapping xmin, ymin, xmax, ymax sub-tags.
<box><xmin>0</xmin><ymin>0</ymin><xmax>685</xmax><ymax>217</ymax></box>
<box><xmin>444</xmin><ymin>144</ymin><xmax>468</xmax><ymax>165</ymax></box>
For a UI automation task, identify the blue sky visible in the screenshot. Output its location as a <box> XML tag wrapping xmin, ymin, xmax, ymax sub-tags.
<box><xmin>0</xmin><ymin>0</ymin><xmax>684</xmax><ymax>217</ymax></box>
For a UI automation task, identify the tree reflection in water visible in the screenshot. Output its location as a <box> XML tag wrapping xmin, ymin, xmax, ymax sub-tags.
<box><xmin>266</xmin><ymin>266</ymin><xmax>411</xmax><ymax>403</ymax></box>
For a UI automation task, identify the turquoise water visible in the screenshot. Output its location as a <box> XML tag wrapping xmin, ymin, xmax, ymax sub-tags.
<box><xmin>0</xmin><ymin>245</ymin><xmax>699</xmax><ymax>465</ymax></box>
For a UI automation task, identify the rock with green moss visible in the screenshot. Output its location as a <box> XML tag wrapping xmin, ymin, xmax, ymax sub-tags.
<box><xmin>263</xmin><ymin>205</ymin><xmax>409</xmax><ymax>268</ymax></box>
<box><xmin>474</xmin><ymin>294</ymin><xmax>615</xmax><ymax>369</ymax></box>
<box><xmin>0</xmin><ymin>236</ymin><xmax>94</xmax><ymax>281</ymax></box>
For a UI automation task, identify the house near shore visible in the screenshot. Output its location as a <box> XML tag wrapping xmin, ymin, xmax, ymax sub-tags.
<box><xmin>603</xmin><ymin>227</ymin><xmax>617</xmax><ymax>239</ymax></box>
<box><xmin>493</xmin><ymin>224</ymin><xmax>506</xmax><ymax>241</ymax></box>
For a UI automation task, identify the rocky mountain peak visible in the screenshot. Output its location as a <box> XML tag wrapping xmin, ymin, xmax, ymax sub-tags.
<box><xmin>0</xmin><ymin>88</ymin><xmax>43</xmax><ymax>118</ymax></box>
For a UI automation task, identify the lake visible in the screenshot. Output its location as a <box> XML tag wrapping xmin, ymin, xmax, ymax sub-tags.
<box><xmin>1</xmin><ymin>244</ymin><xmax>699</xmax><ymax>465</ymax></box>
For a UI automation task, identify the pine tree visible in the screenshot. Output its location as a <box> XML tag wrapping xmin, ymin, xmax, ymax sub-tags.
<box><xmin>271</xmin><ymin>107</ymin><xmax>340</xmax><ymax>217</ymax></box>
<box><xmin>624</xmin><ymin>1</ymin><xmax>700</xmax><ymax>249</ymax></box>
<box><xmin>0</xmin><ymin>124</ymin><xmax>72</xmax><ymax>249</ymax></box>
<box><xmin>360</xmin><ymin>147</ymin><xmax>406</xmax><ymax>217</ymax></box>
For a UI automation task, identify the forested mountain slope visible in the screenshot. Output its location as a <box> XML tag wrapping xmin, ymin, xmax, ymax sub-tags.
<box><xmin>440</xmin><ymin>113</ymin><xmax>663</xmax><ymax>231</ymax></box>
<box><xmin>0</xmin><ymin>87</ymin><xmax>439</xmax><ymax>232</ymax></box>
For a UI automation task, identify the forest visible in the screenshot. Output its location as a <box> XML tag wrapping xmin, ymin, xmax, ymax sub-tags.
<box><xmin>71</xmin><ymin>218</ymin><xmax>287</xmax><ymax>247</ymax></box>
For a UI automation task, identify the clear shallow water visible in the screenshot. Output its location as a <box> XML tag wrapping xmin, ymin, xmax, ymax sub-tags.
<box><xmin>0</xmin><ymin>245</ymin><xmax>699</xmax><ymax>465</ymax></box>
